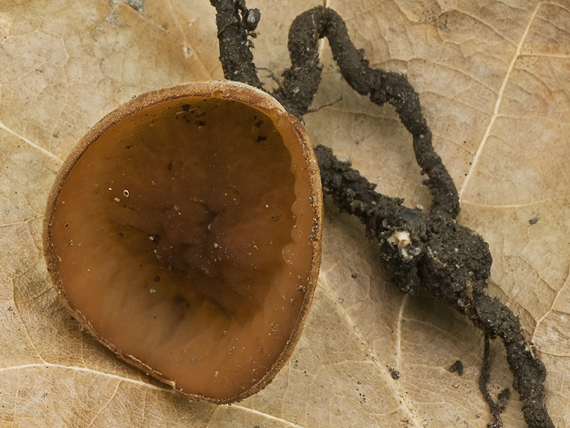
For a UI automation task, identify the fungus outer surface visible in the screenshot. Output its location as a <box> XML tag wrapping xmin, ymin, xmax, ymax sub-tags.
<box><xmin>43</xmin><ymin>82</ymin><xmax>322</xmax><ymax>403</ymax></box>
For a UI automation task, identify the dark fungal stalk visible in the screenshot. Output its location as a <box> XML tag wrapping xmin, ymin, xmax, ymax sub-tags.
<box><xmin>209</xmin><ymin>0</ymin><xmax>262</xmax><ymax>88</ymax></box>
<box><xmin>272</xmin><ymin>7</ymin><xmax>460</xmax><ymax>220</ymax></box>
<box><xmin>479</xmin><ymin>333</ymin><xmax>511</xmax><ymax>428</ymax></box>
<box><xmin>209</xmin><ymin>1</ymin><xmax>554</xmax><ymax>427</ymax></box>
<box><xmin>315</xmin><ymin>147</ymin><xmax>551</xmax><ymax>428</ymax></box>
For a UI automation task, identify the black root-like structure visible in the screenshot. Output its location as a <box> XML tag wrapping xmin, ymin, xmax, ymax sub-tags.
<box><xmin>315</xmin><ymin>146</ymin><xmax>552</xmax><ymax>428</ymax></box>
<box><xmin>209</xmin><ymin>1</ymin><xmax>554</xmax><ymax>427</ymax></box>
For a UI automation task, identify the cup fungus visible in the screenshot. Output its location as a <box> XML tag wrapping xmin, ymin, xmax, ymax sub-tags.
<box><xmin>43</xmin><ymin>81</ymin><xmax>323</xmax><ymax>403</ymax></box>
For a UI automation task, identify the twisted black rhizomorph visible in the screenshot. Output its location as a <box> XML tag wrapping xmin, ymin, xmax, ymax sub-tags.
<box><xmin>315</xmin><ymin>146</ymin><xmax>550</xmax><ymax>428</ymax></box>
<box><xmin>208</xmin><ymin>1</ymin><xmax>554</xmax><ymax>427</ymax></box>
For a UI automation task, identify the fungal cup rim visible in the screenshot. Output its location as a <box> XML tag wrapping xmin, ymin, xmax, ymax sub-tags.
<box><xmin>42</xmin><ymin>80</ymin><xmax>323</xmax><ymax>403</ymax></box>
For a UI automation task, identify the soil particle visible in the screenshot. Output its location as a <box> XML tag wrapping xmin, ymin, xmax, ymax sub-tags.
<box><xmin>449</xmin><ymin>360</ymin><xmax>464</xmax><ymax>376</ymax></box>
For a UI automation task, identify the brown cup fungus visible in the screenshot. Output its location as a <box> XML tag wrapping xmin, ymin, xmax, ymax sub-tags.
<box><xmin>43</xmin><ymin>81</ymin><xmax>322</xmax><ymax>403</ymax></box>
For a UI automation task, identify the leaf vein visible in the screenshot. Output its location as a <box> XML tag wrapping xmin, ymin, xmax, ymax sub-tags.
<box><xmin>0</xmin><ymin>121</ymin><xmax>62</xmax><ymax>162</ymax></box>
<box><xmin>0</xmin><ymin>363</ymin><xmax>168</xmax><ymax>391</ymax></box>
<box><xmin>231</xmin><ymin>404</ymin><xmax>305</xmax><ymax>427</ymax></box>
<box><xmin>459</xmin><ymin>2</ymin><xmax>544</xmax><ymax>199</ymax></box>
<box><xmin>319</xmin><ymin>275</ymin><xmax>424</xmax><ymax>427</ymax></box>
<box><xmin>85</xmin><ymin>380</ymin><xmax>122</xmax><ymax>428</ymax></box>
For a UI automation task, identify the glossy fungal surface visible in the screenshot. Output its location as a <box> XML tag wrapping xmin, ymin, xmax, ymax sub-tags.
<box><xmin>43</xmin><ymin>81</ymin><xmax>322</xmax><ymax>403</ymax></box>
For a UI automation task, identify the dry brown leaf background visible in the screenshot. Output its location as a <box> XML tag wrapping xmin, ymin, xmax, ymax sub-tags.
<box><xmin>1</xmin><ymin>0</ymin><xmax>569</xmax><ymax>426</ymax></box>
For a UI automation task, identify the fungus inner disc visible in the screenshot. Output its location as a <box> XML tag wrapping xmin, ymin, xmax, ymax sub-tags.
<box><xmin>49</xmin><ymin>95</ymin><xmax>315</xmax><ymax>401</ymax></box>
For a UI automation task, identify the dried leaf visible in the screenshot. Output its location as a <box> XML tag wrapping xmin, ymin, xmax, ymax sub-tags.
<box><xmin>1</xmin><ymin>0</ymin><xmax>569</xmax><ymax>427</ymax></box>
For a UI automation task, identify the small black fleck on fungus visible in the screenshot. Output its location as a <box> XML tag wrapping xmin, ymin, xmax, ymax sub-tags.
<box><xmin>154</xmin><ymin>276</ymin><xmax>160</xmax><ymax>282</ymax></box>
<box><xmin>256</xmin><ymin>135</ymin><xmax>267</xmax><ymax>142</ymax></box>
<box><xmin>173</xmin><ymin>294</ymin><xmax>190</xmax><ymax>308</ymax></box>
<box><xmin>196</xmin><ymin>120</ymin><xmax>206</xmax><ymax>126</ymax></box>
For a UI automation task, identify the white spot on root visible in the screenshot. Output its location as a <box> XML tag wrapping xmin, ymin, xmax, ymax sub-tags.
<box><xmin>387</xmin><ymin>231</ymin><xmax>417</xmax><ymax>261</ymax></box>
<box><xmin>387</xmin><ymin>231</ymin><xmax>411</xmax><ymax>249</ymax></box>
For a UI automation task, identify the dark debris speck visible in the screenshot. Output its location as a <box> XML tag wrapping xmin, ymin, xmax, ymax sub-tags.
<box><xmin>449</xmin><ymin>360</ymin><xmax>464</xmax><ymax>376</ymax></box>
<box><xmin>389</xmin><ymin>366</ymin><xmax>400</xmax><ymax>380</ymax></box>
